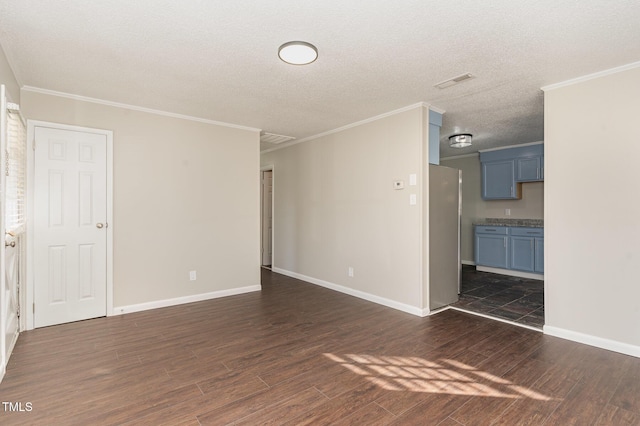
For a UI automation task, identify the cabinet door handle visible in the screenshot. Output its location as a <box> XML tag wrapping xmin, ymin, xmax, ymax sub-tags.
<box><xmin>526</xmin><ymin>231</ymin><xmax>538</xmax><ymax>234</ymax></box>
<box><xmin>504</xmin><ymin>237</ymin><xmax>507</xmax><ymax>248</ymax></box>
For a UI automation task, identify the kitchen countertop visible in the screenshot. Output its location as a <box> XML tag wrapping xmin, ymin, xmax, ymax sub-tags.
<box><xmin>473</xmin><ymin>218</ymin><xmax>544</xmax><ymax>228</ymax></box>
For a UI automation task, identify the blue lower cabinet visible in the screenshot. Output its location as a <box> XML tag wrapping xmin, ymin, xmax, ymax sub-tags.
<box><xmin>510</xmin><ymin>236</ymin><xmax>535</xmax><ymax>272</ymax></box>
<box><xmin>475</xmin><ymin>227</ymin><xmax>509</xmax><ymax>269</ymax></box>
<box><xmin>535</xmin><ymin>238</ymin><xmax>544</xmax><ymax>273</ymax></box>
<box><xmin>475</xmin><ymin>225</ymin><xmax>544</xmax><ymax>274</ymax></box>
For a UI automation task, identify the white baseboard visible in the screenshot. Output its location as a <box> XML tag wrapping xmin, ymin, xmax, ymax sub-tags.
<box><xmin>112</xmin><ymin>285</ymin><xmax>262</xmax><ymax>315</ymax></box>
<box><xmin>544</xmin><ymin>325</ymin><xmax>640</xmax><ymax>358</ymax></box>
<box><xmin>476</xmin><ymin>265</ymin><xmax>544</xmax><ymax>280</ymax></box>
<box><xmin>461</xmin><ymin>260</ymin><xmax>475</xmax><ymax>266</ymax></box>
<box><xmin>272</xmin><ymin>267</ymin><xmax>425</xmax><ymax>317</ymax></box>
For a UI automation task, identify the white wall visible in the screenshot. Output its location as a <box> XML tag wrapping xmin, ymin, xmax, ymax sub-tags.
<box><xmin>0</xmin><ymin>44</ymin><xmax>19</xmax><ymax>103</ymax></box>
<box><xmin>544</xmin><ymin>64</ymin><xmax>640</xmax><ymax>355</ymax></box>
<box><xmin>441</xmin><ymin>154</ymin><xmax>543</xmax><ymax>262</ymax></box>
<box><xmin>22</xmin><ymin>90</ymin><xmax>261</xmax><ymax>309</ymax></box>
<box><xmin>261</xmin><ymin>106</ymin><xmax>427</xmax><ymax>313</ymax></box>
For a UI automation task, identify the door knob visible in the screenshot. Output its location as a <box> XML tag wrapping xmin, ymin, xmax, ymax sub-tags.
<box><xmin>96</xmin><ymin>223</ymin><xmax>104</xmax><ymax>229</ymax></box>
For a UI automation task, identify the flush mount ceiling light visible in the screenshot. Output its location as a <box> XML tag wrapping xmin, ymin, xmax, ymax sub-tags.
<box><xmin>278</xmin><ymin>41</ymin><xmax>318</xmax><ymax>65</ymax></box>
<box><xmin>449</xmin><ymin>133</ymin><xmax>473</xmax><ymax>148</ymax></box>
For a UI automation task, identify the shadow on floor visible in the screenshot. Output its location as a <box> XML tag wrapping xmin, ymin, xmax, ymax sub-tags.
<box><xmin>452</xmin><ymin>265</ymin><xmax>544</xmax><ymax>329</ymax></box>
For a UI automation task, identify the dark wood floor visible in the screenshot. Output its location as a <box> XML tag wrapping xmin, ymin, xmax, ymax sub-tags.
<box><xmin>1</xmin><ymin>269</ymin><xmax>639</xmax><ymax>425</ymax></box>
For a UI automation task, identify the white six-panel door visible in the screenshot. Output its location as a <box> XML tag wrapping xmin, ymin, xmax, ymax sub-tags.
<box><xmin>34</xmin><ymin>126</ymin><xmax>108</xmax><ymax>328</ymax></box>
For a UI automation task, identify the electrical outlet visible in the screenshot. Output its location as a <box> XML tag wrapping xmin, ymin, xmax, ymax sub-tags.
<box><xmin>505</xmin><ymin>208</ymin><xmax>511</xmax><ymax>216</ymax></box>
<box><xmin>189</xmin><ymin>270</ymin><xmax>197</xmax><ymax>281</ymax></box>
<box><xmin>348</xmin><ymin>267</ymin><xmax>354</xmax><ymax>277</ymax></box>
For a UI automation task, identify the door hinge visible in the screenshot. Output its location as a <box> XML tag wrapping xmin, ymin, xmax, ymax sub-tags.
<box><xmin>33</xmin><ymin>303</ymin><xmax>35</xmax><ymax>313</ymax></box>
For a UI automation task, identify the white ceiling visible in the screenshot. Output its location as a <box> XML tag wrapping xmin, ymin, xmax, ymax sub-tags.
<box><xmin>1</xmin><ymin>1</ymin><xmax>639</xmax><ymax>157</ymax></box>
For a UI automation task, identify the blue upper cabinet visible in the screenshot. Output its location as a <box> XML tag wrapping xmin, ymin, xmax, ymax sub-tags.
<box><xmin>480</xmin><ymin>144</ymin><xmax>543</xmax><ymax>200</ymax></box>
<box><xmin>482</xmin><ymin>160</ymin><xmax>518</xmax><ymax>199</ymax></box>
<box><xmin>516</xmin><ymin>156</ymin><xmax>542</xmax><ymax>181</ymax></box>
<box><xmin>429</xmin><ymin>109</ymin><xmax>443</xmax><ymax>165</ymax></box>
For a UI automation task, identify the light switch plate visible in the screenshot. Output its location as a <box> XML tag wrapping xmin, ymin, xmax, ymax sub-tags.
<box><xmin>410</xmin><ymin>194</ymin><xmax>417</xmax><ymax>205</ymax></box>
<box><xmin>409</xmin><ymin>174</ymin><xmax>417</xmax><ymax>186</ymax></box>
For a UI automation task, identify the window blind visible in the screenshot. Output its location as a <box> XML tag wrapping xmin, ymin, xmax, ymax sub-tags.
<box><xmin>6</xmin><ymin>109</ymin><xmax>26</xmax><ymax>234</ymax></box>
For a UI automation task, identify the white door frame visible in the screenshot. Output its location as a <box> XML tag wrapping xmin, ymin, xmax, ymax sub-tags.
<box><xmin>0</xmin><ymin>84</ymin><xmax>7</xmax><ymax>379</ymax></box>
<box><xmin>25</xmin><ymin>120</ymin><xmax>113</xmax><ymax>331</ymax></box>
<box><xmin>260</xmin><ymin>165</ymin><xmax>274</xmax><ymax>268</ymax></box>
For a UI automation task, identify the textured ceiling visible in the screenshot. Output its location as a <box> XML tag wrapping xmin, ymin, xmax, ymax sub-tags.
<box><xmin>1</xmin><ymin>1</ymin><xmax>639</xmax><ymax>157</ymax></box>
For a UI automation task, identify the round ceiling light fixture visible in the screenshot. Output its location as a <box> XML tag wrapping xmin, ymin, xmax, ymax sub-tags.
<box><xmin>449</xmin><ymin>133</ymin><xmax>473</xmax><ymax>148</ymax></box>
<box><xmin>278</xmin><ymin>41</ymin><xmax>318</xmax><ymax>65</ymax></box>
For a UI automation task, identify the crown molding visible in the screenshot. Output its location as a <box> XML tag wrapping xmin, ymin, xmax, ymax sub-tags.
<box><xmin>441</xmin><ymin>152</ymin><xmax>479</xmax><ymax>160</ymax></box>
<box><xmin>429</xmin><ymin>105</ymin><xmax>446</xmax><ymax>114</ymax></box>
<box><xmin>261</xmin><ymin>102</ymin><xmax>435</xmax><ymax>154</ymax></box>
<box><xmin>541</xmin><ymin>61</ymin><xmax>640</xmax><ymax>92</ymax></box>
<box><xmin>21</xmin><ymin>86</ymin><xmax>262</xmax><ymax>133</ymax></box>
<box><xmin>477</xmin><ymin>141</ymin><xmax>544</xmax><ymax>153</ymax></box>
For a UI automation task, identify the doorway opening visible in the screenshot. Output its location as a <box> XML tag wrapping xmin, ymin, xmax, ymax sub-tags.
<box><xmin>452</xmin><ymin>266</ymin><xmax>544</xmax><ymax>329</ymax></box>
<box><xmin>260</xmin><ymin>167</ymin><xmax>273</xmax><ymax>269</ymax></box>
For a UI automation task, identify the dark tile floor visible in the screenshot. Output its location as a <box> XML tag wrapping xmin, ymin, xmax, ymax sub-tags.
<box><xmin>452</xmin><ymin>265</ymin><xmax>544</xmax><ymax>329</ymax></box>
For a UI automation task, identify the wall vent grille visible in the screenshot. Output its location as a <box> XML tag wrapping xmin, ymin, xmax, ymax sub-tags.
<box><xmin>434</xmin><ymin>73</ymin><xmax>475</xmax><ymax>89</ymax></box>
<box><xmin>260</xmin><ymin>132</ymin><xmax>296</xmax><ymax>144</ymax></box>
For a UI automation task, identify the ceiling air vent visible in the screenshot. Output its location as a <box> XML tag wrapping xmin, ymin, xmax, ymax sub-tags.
<box><xmin>434</xmin><ymin>73</ymin><xmax>475</xmax><ymax>89</ymax></box>
<box><xmin>260</xmin><ymin>132</ymin><xmax>296</xmax><ymax>144</ymax></box>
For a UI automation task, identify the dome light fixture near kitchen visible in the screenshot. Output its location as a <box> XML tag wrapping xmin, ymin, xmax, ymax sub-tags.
<box><xmin>278</xmin><ymin>41</ymin><xmax>318</xmax><ymax>65</ymax></box>
<box><xmin>449</xmin><ymin>133</ymin><xmax>473</xmax><ymax>148</ymax></box>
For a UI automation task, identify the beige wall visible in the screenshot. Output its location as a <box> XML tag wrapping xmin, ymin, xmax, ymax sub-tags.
<box><xmin>22</xmin><ymin>90</ymin><xmax>260</xmax><ymax>307</ymax></box>
<box><xmin>0</xmin><ymin>44</ymin><xmax>20</xmax><ymax>103</ymax></box>
<box><xmin>261</xmin><ymin>107</ymin><xmax>426</xmax><ymax>310</ymax></box>
<box><xmin>544</xmin><ymin>65</ymin><xmax>640</xmax><ymax>351</ymax></box>
<box><xmin>441</xmin><ymin>154</ymin><xmax>543</xmax><ymax>262</ymax></box>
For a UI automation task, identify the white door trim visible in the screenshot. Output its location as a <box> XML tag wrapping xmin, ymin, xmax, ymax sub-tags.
<box><xmin>25</xmin><ymin>120</ymin><xmax>113</xmax><ymax>330</ymax></box>
<box><xmin>261</xmin><ymin>165</ymin><xmax>274</xmax><ymax>268</ymax></box>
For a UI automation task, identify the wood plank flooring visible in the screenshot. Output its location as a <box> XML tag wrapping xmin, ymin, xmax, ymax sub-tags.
<box><xmin>1</xmin><ymin>269</ymin><xmax>639</xmax><ymax>425</ymax></box>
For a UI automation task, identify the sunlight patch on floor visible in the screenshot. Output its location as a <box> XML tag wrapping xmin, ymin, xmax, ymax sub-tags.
<box><xmin>324</xmin><ymin>353</ymin><xmax>552</xmax><ymax>400</ymax></box>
